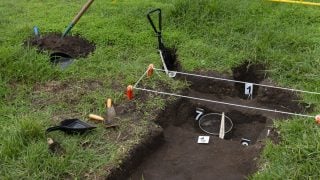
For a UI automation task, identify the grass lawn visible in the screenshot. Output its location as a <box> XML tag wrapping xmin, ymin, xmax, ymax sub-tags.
<box><xmin>1</xmin><ymin>0</ymin><xmax>320</xmax><ymax>179</ymax></box>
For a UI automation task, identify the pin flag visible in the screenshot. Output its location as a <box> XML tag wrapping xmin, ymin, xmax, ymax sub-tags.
<box><xmin>127</xmin><ymin>85</ymin><xmax>133</xmax><ymax>100</ymax></box>
<box><xmin>147</xmin><ymin>64</ymin><xmax>154</xmax><ymax>77</ymax></box>
<box><xmin>315</xmin><ymin>115</ymin><xmax>320</xmax><ymax>124</ymax></box>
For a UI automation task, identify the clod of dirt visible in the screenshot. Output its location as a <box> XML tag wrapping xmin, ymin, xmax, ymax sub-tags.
<box><xmin>26</xmin><ymin>33</ymin><xmax>95</xmax><ymax>59</ymax></box>
<box><xmin>232</xmin><ymin>61</ymin><xmax>267</xmax><ymax>99</ymax></box>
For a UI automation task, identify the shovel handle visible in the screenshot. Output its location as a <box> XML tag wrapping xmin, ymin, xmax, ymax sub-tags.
<box><xmin>147</xmin><ymin>8</ymin><xmax>164</xmax><ymax>49</ymax></box>
<box><xmin>62</xmin><ymin>0</ymin><xmax>95</xmax><ymax>37</ymax></box>
<box><xmin>71</xmin><ymin>0</ymin><xmax>95</xmax><ymax>25</ymax></box>
<box><xmin>147</xmin><ymin>8</ymin><xmax>162</xmax><ymax>34</ymax></box>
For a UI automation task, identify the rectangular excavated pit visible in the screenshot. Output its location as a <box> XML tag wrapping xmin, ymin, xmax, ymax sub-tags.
<box><xmin>126</xmin><ymin>63</ymin><xmax>308</xmax><ymax>180</ymax></box>
<box><xmin>129</xmin><ymin>98</ymin><xmax>270</xmax><ymax>180</ymax></box>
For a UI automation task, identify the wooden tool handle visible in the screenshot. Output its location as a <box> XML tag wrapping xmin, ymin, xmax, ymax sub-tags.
<box><xmin>72</xmin><ymin>0</ymin><xmax>95</xmax><ymax>25</ymax></box>
<box><xmin>107</xmin><ymin>98</ymin><xmax>112</xmax><ymax>108</ymax></box>
<box><xmin>88</xmin><ymin>114</ymin><xmax>104</xmax><ymax>121</ymax></box>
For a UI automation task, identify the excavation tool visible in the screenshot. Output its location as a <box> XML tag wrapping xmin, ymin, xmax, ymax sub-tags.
<box><xmin>147</xmin><ymin>8</ymin><xmax>176</xmax><ymax>77</ymax></box>
<box><xmin>89</xmin><ymin>114</ymin><xmax>104</xmax><ymax>122</ymax></box>
<box><xmin>50</xmin><ymin>52</ymin><xmax>74</xmax><ymax>69</ymax></box>
<box><xmin>104</xmin><ymin>98</ymin><xmax>116</xmax><ymax>125</ymax></box>
<box><xmin>46</xmin><ymin>119</ymin><xmax>96</xmax><ymax>134</ymax></box>
<box><xmin>88</xmin><ymin>114</ymin><xmax>118</xmax><ymax>129</ymax></box>
<box><xmin>62</xmin><ymin>0</ymin><xmax>95</xmax><ymax>37</ymax></box>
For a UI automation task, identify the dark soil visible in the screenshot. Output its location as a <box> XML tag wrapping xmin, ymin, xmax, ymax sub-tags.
<box><xmin>232</xmin><ymin>61</ymin><xmax>267</xmax><ymax>99</ymax></box>
<box><xmin>26</xmin><ymin>33</ymin><xmax>95</xmax><ymax>58</ymax></box>
<box><xmin>162</xmin><ymin>47</ymin><xmax>181</xmax><ymax>71</ymax></box>
<box><xmin>110</xmin><ymin>62</ymin><xmax>310</xmax><ymax>180</ymax></box>
<box><xmin>129</xmin><ymin>99</ymin><xmax>270</xmax><ymax>180</ymax></box>
<box><xmin>106</xmin><ymin>126</ymin><xmax>164</xmax><ymax>180</ymax></box>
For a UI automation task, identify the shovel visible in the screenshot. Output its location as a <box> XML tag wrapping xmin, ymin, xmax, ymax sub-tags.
<box><xmin>46</xmin><ymin>119</ymin><xmax>96</xmax><ymax>134</ymax></box>
<box><xmin>50</xmin><ymin>52</ymin><xmax>74</xmax><ymax>69</ymax></box>
<box><xmin>62</xmin><ymin>0</ymin><xmax>95</xmax><ymax>38</ymax></box>
<box><xmin>147</xmin><ymin>8</ymin><xmax>176</xmax><ymax>77</ymax></box>
<box><xmin>88</xmin><ymin>114</ymin><xmax>119</xmax><ymax>129</ymax></box>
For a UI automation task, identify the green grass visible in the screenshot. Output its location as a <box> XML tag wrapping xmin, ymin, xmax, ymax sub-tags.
<box><xmin>1</xmin><ymin>0</ymin><xmax>320</xmax><ymax>179</ymax></box>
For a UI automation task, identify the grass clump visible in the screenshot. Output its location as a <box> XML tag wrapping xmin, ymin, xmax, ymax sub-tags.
<box><xmin>253</xmin><ymin>118</ymin><xmax>320</xmax><ymax>179</ymax></box>
<box><xmin>1</xmin><ymin>115</ymin><xmax>44</xmax><ymax>158</ymax></box>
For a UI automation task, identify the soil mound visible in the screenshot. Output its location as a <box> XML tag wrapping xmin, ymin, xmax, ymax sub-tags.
<box><xmin>26</xmin><ymin>33</ymin><xmax>95</xmax><ymax>58</ymax></box>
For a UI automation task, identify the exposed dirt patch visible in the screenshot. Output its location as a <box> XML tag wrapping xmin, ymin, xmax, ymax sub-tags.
<box><xmin>256</xmin><ymin>80</ymin><xmax>309</xmax><ymax>113</ymax></box>
<box><xmin>33</xmin><ymin>79</ymin><xmax>103</xmax><ymax>93</ymax></box>
<box><xmin>25</xmin><ymin>33</ymin><xmax>95</xmax><ymax>58</ymax></box>
<box><xmin>226</xmin><ymin>111</ymin><xmax>267</xmax><ymax>141</ymax></box>
<box><xmin>232</xmin><ymin>61</ymin><xmax>267</xmax><ymax>99</ymax></box>
<box><xmin>183</xmin><ymin>71</ymin><xmax>237</xmax><ymax>97</ymax></box>
<box><xmin>162</xmin><ymin>47</ymin><xmax>181</xmax><ymax>71</ymax></box>
<box><xmin>106</xmin><ymin>126</ymin><xmax>164</xmax><ymax>180</ymax></box>
<box><xmin>129</xmin><ymin>100</ymin><xmax>269</xmax><ymax>180</ymax></box>
<box><xmin>267</xmin><ymin>127</ymin><xmax>281</xmax><ymax>144</ymax></box>
<box><xmin>118</xmin><ymin>62</ymin><xmax>311</xmax><ymax>180</ymax></box>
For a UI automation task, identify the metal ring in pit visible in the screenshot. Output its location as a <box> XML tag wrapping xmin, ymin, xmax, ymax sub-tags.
<box><xmin>198</xmin><ymin>113</ymin><xmax>233</xmax><ymax>136</ymax></box>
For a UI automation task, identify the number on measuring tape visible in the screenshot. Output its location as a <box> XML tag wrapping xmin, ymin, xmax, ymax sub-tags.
<box><xmin>245</xmin><ymin>83</ymin><xmax>253</xmax><ymax>96</ymax></box>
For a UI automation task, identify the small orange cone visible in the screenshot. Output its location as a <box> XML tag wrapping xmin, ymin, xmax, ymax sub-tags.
<box><xmin>127</xmin><ymin>85</ymin><xmax>133</xmax><ymax>100</ymax></box>
<box><xmin>147</xmin><ymin>64</ymin><xmax>154</xmax><ymax>77</ymax></box>
<box><xmin>315</xmin><ymin>115</ymin><xmax>320</xmax><ymax>124</ymax></box>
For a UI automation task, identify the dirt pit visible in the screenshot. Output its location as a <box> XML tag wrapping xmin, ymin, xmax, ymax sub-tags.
<box><xmin>125</xmin><ymin>62</ymin><xmax>311</xmax><ymax>180</ymax></box>
<box><xmin>25</xmin><ymin>33</ymin><xmax>95</xmax><ymax>66</ymax></box>
<box><xmin>162</xmin><ymin>47</ymin><xmax>180</xmax><ymax>71</ymax></box>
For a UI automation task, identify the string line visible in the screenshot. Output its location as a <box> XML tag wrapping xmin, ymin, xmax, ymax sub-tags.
<box><xmin>133</xmin><ymin>69</ymin><xmax>148</xmax><ymax>88</ymax></box>
<box><xmin>153</xmin><ymin>68</ymin><xmax>320</xmax><ymax>95</ymax></box>
<box><xmin>134</xmin><ymin>87</ymin><xmax>314</xmax><ymax>118</ymax></box>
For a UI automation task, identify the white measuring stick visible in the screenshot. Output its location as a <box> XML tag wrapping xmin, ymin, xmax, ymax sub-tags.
<box><xmin>153</xmin><ymin>68</ymin><xmax>320</xmax><ymax>95</ymax></box>
<box><xmin>219</xmin><ymin>112</ymin><xmax>225</xmax><ymax>139</ymax></box>
<box><xmin>158</xmin><ymin>50</ymin><xmax>169</xmax><ymax>75</ymax></box>
<box><xmin>133</xmin><ymin>87</ymin><xmax>315</xmax><ymax>118</ymax></box>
